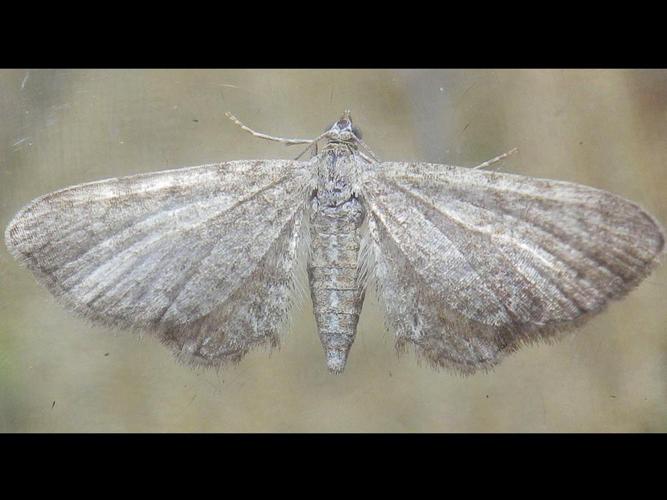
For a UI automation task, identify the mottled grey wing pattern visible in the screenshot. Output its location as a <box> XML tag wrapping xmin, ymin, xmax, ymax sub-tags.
<box><xmin>361</xmin><ymin>162</ymin><xmax>665</xmax><ymax>374</ymax></box>
<box><xmin>5</xmin><ymin>160</ymin><xmax>313</xmax><ymax>366</ymax></box>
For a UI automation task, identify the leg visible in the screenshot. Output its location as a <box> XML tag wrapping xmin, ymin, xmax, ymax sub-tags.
<box><xmin>294</xmin><ymin>140</ymin><xmax>319</xmax><ymax>160</ymax></box>
<box><xmin>356</xmin><ymin>136</ymin><xmax>380</xmax><ymax>163</ymax></box>
<box><xmin>472</xmin><ymin>147</ymin><xmax>518</xmax><ymax>170</ymax></box>
<box><xmin>225</xmin><ymin>112</ymin><xmax>314</xmax><ymax>146</ymax></box>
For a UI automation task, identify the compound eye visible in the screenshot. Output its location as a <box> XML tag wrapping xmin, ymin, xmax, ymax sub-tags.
<box><xmin>352</xmin><ymin>126</ymin><xmax>363</xmax><ymax>139</ymax></box>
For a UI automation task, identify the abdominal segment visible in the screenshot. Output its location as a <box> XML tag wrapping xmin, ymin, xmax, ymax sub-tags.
<box><xmin>308</xmin><ymin>197</ymin><xmax>366</xmax><ymax>373</ymax></box>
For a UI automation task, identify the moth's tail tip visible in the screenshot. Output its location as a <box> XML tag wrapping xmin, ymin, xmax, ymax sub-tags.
<box><xmin>325</xmin><ymin>349</ymin><xmax>349</xmax><ymax>374</ymax></box>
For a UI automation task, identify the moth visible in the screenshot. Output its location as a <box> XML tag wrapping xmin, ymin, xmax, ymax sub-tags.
<box><xmin>5</xmin><ymin>111</ymin><xmax>665</xmax><ymax>374</ymax></box>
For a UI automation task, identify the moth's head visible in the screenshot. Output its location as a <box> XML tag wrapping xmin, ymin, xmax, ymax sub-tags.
<box><xmin>325</xmin><ymin>110</ymin><xmax>362</xmax><ymax>142</ymax></box>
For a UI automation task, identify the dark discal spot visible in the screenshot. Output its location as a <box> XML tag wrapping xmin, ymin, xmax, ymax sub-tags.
<box><xmin>193</xmin><ymin>119</ymin><xmax>199</xmax><ymax>123</ymax></box>
<box><xmin>51</xmin><ymin>401</ymin><xmax>56</xmax><ymax>409</ymax></box>
<box><xmin>104</xmin><ymin>352</ymin><xmax>109</xmax><ymax>357</ymax></box>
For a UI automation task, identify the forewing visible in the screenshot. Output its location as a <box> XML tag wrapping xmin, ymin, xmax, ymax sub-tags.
<box><xmin>361</xmin><ymin>162</ymin><xmax>664</xmax><ymax>374</ymax></box>
<box><xmin>6</xmin><ymin>160</ymin><xmax>313</xmax><ymax>367</ymax></box>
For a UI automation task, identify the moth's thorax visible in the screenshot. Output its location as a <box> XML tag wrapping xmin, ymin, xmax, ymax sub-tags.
<box><xmin>313</xmin><ymin>147</ymin><xmax>363</xmax><ymax>208</ymax></box>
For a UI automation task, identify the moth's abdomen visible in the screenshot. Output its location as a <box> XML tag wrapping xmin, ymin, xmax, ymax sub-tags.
<box><xmin>308</xmin><ymin>198</ymin><xmax>366</xmax><ymax>374</ymax></box>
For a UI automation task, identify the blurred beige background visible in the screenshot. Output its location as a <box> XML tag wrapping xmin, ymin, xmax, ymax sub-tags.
<box><xmin>0</xmin><ymin>69</ymin><xmax>665</xmax><ymax>432</ymax></box>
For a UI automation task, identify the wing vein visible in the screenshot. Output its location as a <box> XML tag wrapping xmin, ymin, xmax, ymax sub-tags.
<box><xmin>379</xmin><ymin>177</ymin><xmax>600</xmax><ymax>312</ymax></box>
